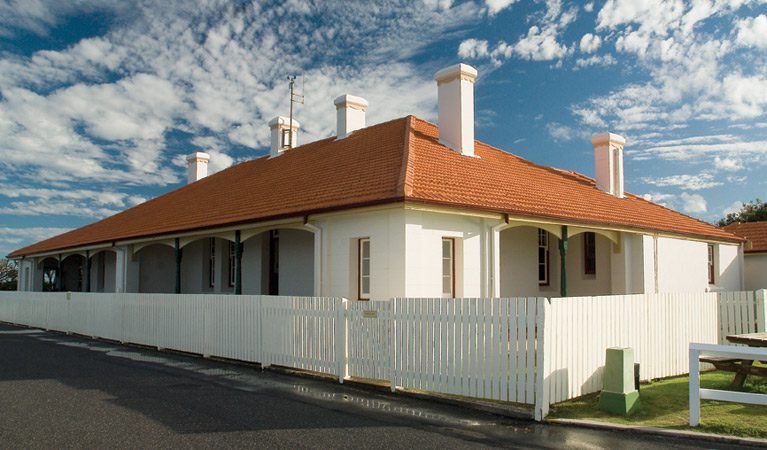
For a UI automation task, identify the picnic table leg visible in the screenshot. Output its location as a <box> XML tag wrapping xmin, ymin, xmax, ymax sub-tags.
<box><xmin>732</xmin><ymin>360</ymin><xmax>754</xmax><ymax>388</ymax></box>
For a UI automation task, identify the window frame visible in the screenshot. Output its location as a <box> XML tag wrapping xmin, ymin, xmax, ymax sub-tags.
<box><xmin>538</xmin><ymin>229</ymin><xmax>550</xmax><ymax>286</ymax></box>
<box><xmin>708</xmin><ymin>244</ymin><xmax>715</xmax><ymax>285</ymax></box>
<box><xmin>584</xmin><ymin>232</ymin><xmax>596</xmax><ymax>276</ymax></box>
<box><xmin>442</xmin><ymin>237</ymin><xmax>456</xmax><ymax>298</ymax></box>
<box><xmin>358</xmin><ymin>238</ymin><xmax>371</xmax><ymax>300</ymax></box>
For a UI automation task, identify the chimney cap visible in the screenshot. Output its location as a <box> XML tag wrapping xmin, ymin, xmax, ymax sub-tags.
<box><xmin>591</xmin><ymin>132</ymin><xmax>626</xmax><ymax>147</ymax></box>
<box><xmin>268</xmin><ymin>116</ymin><xmax>301</xmax><ymax>129</ymax></box>
<box><xmin>434</xmin><ymin>63</ymin><xmax>478</xmax><ymax>85</ymax></box>
<box><xmin>334</xmin><ymin>94</ymin><xmax>369</xmax><ymax>111</ymax></box>
<box><xmin>186</xmin><ymin>152</ymin><xmax>210</xmax><ymax>162</ymax></box>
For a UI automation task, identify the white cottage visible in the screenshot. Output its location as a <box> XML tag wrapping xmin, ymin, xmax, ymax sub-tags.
<box><xmin>723</xmin><ymin>222</ymin><xmax>767</xmax><ymax>290</ymax></box>
<box><xmin>11</xmin><ymin>64</ymin><xmax>744</xmax><ymax>298</ymax></box>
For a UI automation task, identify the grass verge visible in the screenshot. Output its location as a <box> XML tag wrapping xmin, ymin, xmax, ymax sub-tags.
<box><xmin>548</xmin><ymin>369</ymin><xmax>767</xmax><ymax>439</ymax></box>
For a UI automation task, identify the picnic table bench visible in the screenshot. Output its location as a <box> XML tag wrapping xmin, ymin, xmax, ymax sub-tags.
<box><xmin>699</xmin><ymin>332</ymin><xmax>767</xmax><ymax>387</ymax></box>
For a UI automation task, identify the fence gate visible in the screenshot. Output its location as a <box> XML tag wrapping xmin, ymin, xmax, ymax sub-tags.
<box><xmin>345</xmin><ymin>300</ymin><xmax>393</xmax><ymax>387</ymax></box>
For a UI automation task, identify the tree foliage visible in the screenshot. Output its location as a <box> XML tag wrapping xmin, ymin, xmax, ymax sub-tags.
<box><xmin>717</xmin><ymin>199</ymin><xmax>767</xmax><ymax>227</ymax></box>
<box><xmin>0</xmin><ymin>259</ymin><xmax>18</xmax><ymax>290</ymax></box>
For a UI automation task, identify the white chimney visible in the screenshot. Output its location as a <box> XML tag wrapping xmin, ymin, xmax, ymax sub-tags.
<box><xmin>186</xmin><ymin>152</ymin><xmax>210</xmax><ymax>184</ymax></box>
<box><xmin>268</xmin><ymin>116</ymin><xmax>300</xmax><ymax>158</ymax></box>
<box><xmin>591</xmin><ymin>132</ymin><xmax>626</xmax><ymax>198</ymax></box>
<box><xmin>434</xmin><ymin>63</ymin><xmax>478</xmax><ymax>157</ymax></box>
<box><xmin>334</xmin><ymin>94</ymin><xmax>368</xmax><ymax>139</ymax></box>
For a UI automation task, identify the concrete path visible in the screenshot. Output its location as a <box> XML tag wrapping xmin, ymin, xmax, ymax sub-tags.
<box><xmin>0</xmin><ymin>323</ymin><xmax>746</xmax><ymax>449</ymax></box>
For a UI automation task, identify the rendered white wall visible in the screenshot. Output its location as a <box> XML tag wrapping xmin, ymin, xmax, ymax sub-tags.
<box><xmin>499</xmin><ymin>226</ymin><xmax>561</xmax><ymax>297</ymax></box>
<box><xmin>567</xmin><ymin>232</ymin><xmax>612</xmax><ymax>296</ymax></box>
<box><xmin>318</xmin><ymin>208</ymin><xmax>406</xmax><ymax>300</ymax></box>
<box><xmin>403</xmin><ymin>209</ymin><xmax>483</xmax><ymax>298</ymax></box>
<box><xmin>656</xmin><ymin>237</ymin><xmax>708</xmax><ymax>292</ymax></box>
<box><xmin>242</xmin><ymin>235</ymin><xmax>264</xmax><ymax>295</ymax></box>
<box><xmin>138</xmin><ymin>244</ymin><xmax>175</xmax><ymax>293</ymax></box>
<box><xmin>716</xmin><ymin>244</ymin><xmax>742</xmax><ymax>291</ymax></box>
<box><xmin>744</xmin><ymin>253</ymin><xmax>767</xmax><ymax>290</ymax></box>
<box><xmin>278</xmin><ymin>229</ymin><xmax>314</xmax><ymax>296</ymax></box>
<box><xmin>90</xmin><ymin>251</ymin><xmax>117</xmax><ymax>293</ymax></box>
<box><xmin>181</xmin><ymin>240</ymin><xmax>205</xmax><ymax>293</ymax></box>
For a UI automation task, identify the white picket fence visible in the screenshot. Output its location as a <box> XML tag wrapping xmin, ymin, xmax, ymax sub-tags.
<box><xmin>0</xmin><ymin>289</ymin><xmax>764</xmax><ymax>421</ymax></box>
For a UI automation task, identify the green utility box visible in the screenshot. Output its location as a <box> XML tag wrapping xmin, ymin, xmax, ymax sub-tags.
<box><xmin>598</xmin><ymin>347</ymin><xmax>640</xmax><ymax>415</ymax></box>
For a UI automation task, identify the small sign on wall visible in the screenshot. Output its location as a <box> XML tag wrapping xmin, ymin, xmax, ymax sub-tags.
<box><xmin>362</xmin><ymin>310</ymin><xmax>378</xmax><ymax>319</ymax></box>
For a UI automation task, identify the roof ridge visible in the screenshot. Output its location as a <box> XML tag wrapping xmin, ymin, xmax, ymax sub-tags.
<box><xmin>396</xmin><ymin>115</ymin><xmax>415</xmax><ymax>197</ymax></box>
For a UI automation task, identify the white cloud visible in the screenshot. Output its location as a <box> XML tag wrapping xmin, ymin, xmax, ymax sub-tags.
<box><xmin>514</xmin><ymin>25</ymin><xmax>570</xmax><ymax>61</ymax></box>
<box><xmin>641</xmin><ymin>172</ymin><xmax>722</xmax><ymax>190</ymax></box>
<box><xmin>575</xmin><ymin>54</ymin><xmax>617</xmax><ymax>68</ymax></box>
<box><xmin>723</xmin><ymin>200</ymin><xmax>743</xmax><ymax>216</ymax></box>
<box><xmin>579</xmin><ymin>33</ymin><xmax>602</xmax><ymax>53</ymax></box>
<box><xmin>680</xmin><ymin>192</ymin><xmax>707</xmax><ymax>213</ymax></box>
<box><xmin>714</xmin><ymin>155</ymin><xmax>743</xmax><ymax>171</ymax></box>
<box><xmin>458</xmin><ymin>39</ymin><xmax>490</xmax><ymax>59</ymax></box>
<box><xmin>0</xmin><ymin>227</ymin><xmax>72</xmax><ymax>256</ymax></box>
<box><xmin>0</xmin><ymin>1</ymin><xmax>480</xmax><ymax>192</ymax></box>
<box><xmin>642</xmin><ymin>192</ymin><xmax>677</xmax><ymax>208</ymax></box>
<box><xmin>485</xmin><ymin>0</ymin><xmax>517</xmax><ymax>16</ymax></box>
<box><xmin>0</xmin><ymin>1</ymin><xmax>125</xmax><ymax>37</ymax></box>
<box><xmin>736</xmin><ymin>14</ymin><xmax>767</xmax><ymax>48</ymax></box>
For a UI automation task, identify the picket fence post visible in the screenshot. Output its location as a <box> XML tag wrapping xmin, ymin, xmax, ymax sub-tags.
<box><xmin>534</xmin><ymin>297</ymin><xmax>550</xmax><ymax>421</ymax></box>
<box><xmin>337</xmin><ymin>298</ymin><xmax>348</xmax><ymax>383</ymax></box>
<box><xmin>389</xmin><ymin>298</ymin><xmax>396</xmax><ymax>393</ymax></box>
<box><xmin>757</xmin><ymin>290</ymin><xmax>767</xmax><ymax>333</ymax></box>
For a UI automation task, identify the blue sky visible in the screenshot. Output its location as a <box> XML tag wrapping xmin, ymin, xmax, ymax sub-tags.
<box><xmin>1</xmin><ymin>0</ymin><xmax>766</xmax><ymax>257</ymax></box>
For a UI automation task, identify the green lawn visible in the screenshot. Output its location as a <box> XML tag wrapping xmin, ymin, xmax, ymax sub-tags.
<box><xmin>548</xmin><ymin>369</ymin><xmax>767</xmax><ymax>439</ymax></box>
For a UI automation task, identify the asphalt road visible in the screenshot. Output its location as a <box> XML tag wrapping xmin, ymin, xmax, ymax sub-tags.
<box><xmin>0</xmin><ymin>322</ymin><xmax>747</xmax><ymax>449</ymax></box>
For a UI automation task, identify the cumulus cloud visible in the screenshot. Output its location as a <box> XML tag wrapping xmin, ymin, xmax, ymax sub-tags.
<box><xmin>722</xmin><ymin>200</ymin><xmax>744</xmax><ymax>216</ymax></box>
<box><xmin>680</xmin><ymin>192</ymin><xmax>707</xmax><ymax>213</ymax></box>
<box><xmin>736</xmin><ymin>14</ymin><xmax>767</xmax><ymax>48</ymax></box>
<box><xmin>457</xmin><ymin>0</ymin><xmax>575</xmax><ymax>64</ymax></box>
<box><xmin>579</xmin><ymin>33</ymin><xmax>602</xmax><ymax>53</ymax></box>
<box><xmin>485</xmin><ymin>0</ymin><xmax>517</xmax><ymax>15</ymax></box>
<box><xmin>458</xmin><ymin>38</ymin><xmax>490</xmax><ymax>59</ymax></box>
<box><xmin>0</xmin><ymin>1</ymin><xmax>497</xmax><ymax>255</ymax></box>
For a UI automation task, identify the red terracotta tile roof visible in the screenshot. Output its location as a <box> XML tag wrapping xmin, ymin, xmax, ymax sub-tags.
<box><xmin>10</xmin><ymin>115</ymin><xmax>740</xmax><ymax>257</ymax></box>
<box><xmin>723</xmin><ymin>222</ymin><xmax>767</xmax><ymax>253</ymax></box>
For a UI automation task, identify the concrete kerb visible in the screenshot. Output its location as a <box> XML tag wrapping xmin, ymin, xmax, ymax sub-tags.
<box><xmin>548</xmin><ymin>418</ymin><xmax>767</xmax><ymax>448</ymax></box>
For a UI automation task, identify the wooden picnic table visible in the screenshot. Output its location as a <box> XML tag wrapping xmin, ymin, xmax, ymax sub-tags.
<box><xmin>700</xmin><ymin>332</ymin><xmax>767</xmax><ymax>387</ymax></box>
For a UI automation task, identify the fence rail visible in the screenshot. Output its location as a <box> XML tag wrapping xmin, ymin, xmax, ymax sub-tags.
<box><xmin>0</xmin><ymin>289</ymin><xmax>765</xmax><ymax>421</ymax></box>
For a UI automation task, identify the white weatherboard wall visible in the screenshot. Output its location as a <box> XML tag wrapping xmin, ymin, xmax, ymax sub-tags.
<box><xmin>744</xmin><ymin>254</ymin><xmax>767</xmax><ymax>290</ymax></box>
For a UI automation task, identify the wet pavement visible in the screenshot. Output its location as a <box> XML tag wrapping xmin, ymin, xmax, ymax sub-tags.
<box><xmin>0</xmin><ymin>322</ymin><xmax>749</xmax><ymax>449</ymax></box>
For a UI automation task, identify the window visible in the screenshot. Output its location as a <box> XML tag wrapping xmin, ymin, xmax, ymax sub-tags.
<box><xmin>208</xmin><ymin>238</ymin><xmax>216</xmax><ymax>288</ymax></box>
<box><xmin>538</xmin><ymin>229</ymin><xmax>549</xmax><ymax>286</ymax></box>
<box><xmin>584</xmin><ymin>232</ymin><xmax>596</xmax><ymax>275</ymax></box>
<box><xmin>708</xmin><ymin>244</ymin><xmax>715</xmax><ymax>285</ymax></box>
<box><xmin>228</xmin><ymin>241</ymin><xmax>235</xmax><ymax>287</ymax></box>
<box><xmin>358</xmin><ymin>238</ymin><xmax>370</xmax><ymax>300</ymax></box>
<box><xmin>442</xmin><ymin>238</ymin><xmax>455</xmax><ymax>297</ymax></box>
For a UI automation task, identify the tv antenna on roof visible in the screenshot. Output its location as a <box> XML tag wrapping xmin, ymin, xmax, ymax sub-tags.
<box><xmin>285</xmin><ymin>75</ymin><xmax>304</xmax><ymax>148</ymax></box>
